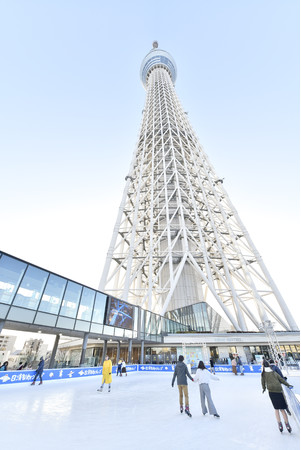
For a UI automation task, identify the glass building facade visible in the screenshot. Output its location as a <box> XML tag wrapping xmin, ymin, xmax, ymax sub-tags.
<box><xmin>0</xmin><ymin>251</ymin><xmax>189</xmax><ymax>342</ymax></box>
<box><xmin>165</xmin><ymin>302</ymin><xmax>232</xmax><ymax>333</ymax></box>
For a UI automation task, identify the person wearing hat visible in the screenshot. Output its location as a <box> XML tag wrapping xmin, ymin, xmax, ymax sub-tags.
<box><xmin>171</xmin><ymin>355</ymin><xmax>194</xmax><ymax>417</ymax></box>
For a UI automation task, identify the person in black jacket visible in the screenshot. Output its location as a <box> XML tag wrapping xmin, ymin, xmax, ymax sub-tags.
<box><xmin>31</xmin><ymin>357</ymin><xmax>45</xmax><ymax>386</ymax></box>
<box><xmin>171</xmin><ymin>355</ymin><xmax>194</xmax><ymax>416</ymax></box>
<box><xmin>269</xmin><ymin>359</ymin><xmax>285</xmax><ymax>379</ymax></box>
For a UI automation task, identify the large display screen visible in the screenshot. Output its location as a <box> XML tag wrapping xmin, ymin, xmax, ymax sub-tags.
<box><xmin>105</xmin><ymin>297</ymin><xmax>134</xmax><ymax>329</ymax></box>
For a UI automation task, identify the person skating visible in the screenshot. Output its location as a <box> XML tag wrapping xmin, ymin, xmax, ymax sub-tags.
<box><xmin>117</xmin><ymin>359</ymin><xmax>122</xmax><ymax>376</ymax></box>
<box><xmin>31</xmin><ymin>357</ymin><xmax>44</xmax><ymax>385</ymax></box>
<box><xmin>231</xmin><ymin>357</ymin><xmax>237</xmax><ymax>375</ymax></box>
<box><xmin>236</xmin><ymin>355</ymin><xmax>244</xmax><ymax>376</ymax></box>
<box><xmin>209</xmin><ymin>357</ymin><xmax>215</xmax><ymax>374</ymax></box>
<box><xmin>0</xmin><ymin>361</ymin><xmax>8</xmax><ymax>371</ymax></box>
<box><xmin>194</xmin><ymin>361</ymin><xmax>220</xmax><ymax>418</ymax></box>
<box><xmin>269</xmin><ymin>359</ymin><xmax>285</xmax><ymax>379</ymax></box>
<box><xmin>269</xmin><ymin>359</ymin><xmax>290</xmax><ymax>416</ymax></box>
<box><xmin>98</xmin><ymin>355</ymin><xmax>112</xmax><ymax>392</ymax></box>
<box><xmin>261</xmin><ymin>360</ymin><xmax>293</xmax><ymax>433</ymax></box>
<box><xmin>171</xmin><ymin>355</ymin><xmax>194</xmax><ymax>417</ymax></box>
<box><xmin>121</xmin><ymin>360</ymin><xmax>127</xmax><ymax>376</ymax></box>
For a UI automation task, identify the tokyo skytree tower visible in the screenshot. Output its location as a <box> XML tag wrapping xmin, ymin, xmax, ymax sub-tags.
<box><xmin>99</xmin><ymin>42</ymin><xmax>298</xmax><ymax>332</ymax></box>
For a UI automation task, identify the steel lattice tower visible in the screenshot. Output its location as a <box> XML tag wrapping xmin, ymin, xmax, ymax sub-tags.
<box><xmin>99</xmin><ymin>43</ymin><xmax>298</xmax><ymax>332</ymax></box>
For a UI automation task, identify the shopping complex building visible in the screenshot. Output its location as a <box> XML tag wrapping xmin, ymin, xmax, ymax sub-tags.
<box><xmin>0</xmin><ymin>251</ymin><xmax>299</xmax><ymax>369</ymax></box>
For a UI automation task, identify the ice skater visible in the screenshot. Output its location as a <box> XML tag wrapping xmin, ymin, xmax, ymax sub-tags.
<box><xmin>231</xmin><ymin>357</ymin><xmax>237</xmax><ymax>375</ymax></box>
<box><xmin>209</xmin><ymin>357</ymin><xmax>215</xmax><ymax>374</ymax></box>
<box><xmin>269</xmin><ymin>359</ymin><xmax>285</xmax><ymax>379</ymax></box>
<box><xmin>171</xmin><ymin>355</ymin><xmax>194</xmax><ymax>417</ymax></box>
<box><xmin>194</xmin><ymin>361</ymin><xmax>220</xmax><ymax>418</ymax></box>
<box><xmin>31</xmin><ymin>357</ymin><xmax>44</xmax><ymax>385</ymax></box>
<box><xmin>117</xmin><ymin>359</ymin><xmax>122</xmax><ymax>376</ymax></box>
<box><xmin>261</xmin><ymin>360</ymin><xmax>293</xmax><ymax>433</ymax></box>
<box><xmin>121</xmin><ymin>360</ymin><xmax>127</xmax><ymax>376</ymax></box>
<box><xmin>98</xmin><ymin>355</ymin><xmax>112</xmax><ymax>393</ymax></box>
<box><xmin>236</xmin><ymin>355</ymin><xmax>244</xmax><ymax>376</ymax></box>
<box><xmin>0</xmin><ymin>361</ymin><xmax>8</xmax><ymax>371</ymax></box>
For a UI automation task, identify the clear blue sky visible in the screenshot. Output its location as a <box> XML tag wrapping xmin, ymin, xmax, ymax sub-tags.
<box><xmin>0</xmin><ymin>1</ymin><xmax>299</xmax><ymax>333</ymax></box>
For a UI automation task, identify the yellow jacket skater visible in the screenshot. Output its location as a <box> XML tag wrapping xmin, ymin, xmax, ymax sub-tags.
<box><xmin>98</xmin><ymin>355</ymin><xmax>112</xmax><ymax>393</ymax></box>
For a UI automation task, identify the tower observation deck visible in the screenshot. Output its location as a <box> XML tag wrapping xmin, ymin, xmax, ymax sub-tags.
<box><xmin>99</xmin><ymin>43</ymin><xmax>298</xmax><ymax>333</ymax></box>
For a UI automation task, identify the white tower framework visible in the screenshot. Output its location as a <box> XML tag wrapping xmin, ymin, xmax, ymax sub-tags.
<box><xmin>99</xmin><ymin>43</ymin><xmax>298</xmax><ymax>332</ymax></box>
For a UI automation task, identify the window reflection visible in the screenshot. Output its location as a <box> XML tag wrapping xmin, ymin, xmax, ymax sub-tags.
<box><xmin>0</xmin><ymin>255</ymin><xmax>27</xmax><ymax>305</ymax></box>
<box><xmin>92</xmin><ymin>292</ymin><xmax>107</xmax><ymax>324</ymax></box>
<box><xmin>59</xmin><ymin>281</ymin><xmax>82</xmax><ymax>318</ymax></box>
<box><xmin>77</xmin><ymin>287</ymin><xmax>95</xmax><ymax>321</ymax></box>
<box><xmin>13</xmin><ymin>266</ymin><xmax>48</xmax><ymax>310</ymax></box>
<box><xmin>38</xmin><ymin>274</ymin><xmax>66</xmax><ymax>315</ymax></box>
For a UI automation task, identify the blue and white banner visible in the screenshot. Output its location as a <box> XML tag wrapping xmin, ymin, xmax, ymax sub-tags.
<box><xmin>139</xmin><ymin>364</ymin><xmax>174</xmax><ymax>372</ymax></box>
<box><xmin>138</xmin><ymin>364</ymin><xmax>262</xmax><ymax>373</ymax></box>
<box><xmin>0</xmin><ymin>363</ymin><xmax>261</xmax><ymax>385</ymax></box>
<box><xmin>212</xmin><ymin>364</ymin><xmax>262</xmax><ymax>373</ymax></box>
<box><xmin>0</xmin><ymin>365</ymin><xmax>138</xmax><ymax>386</ymax></box>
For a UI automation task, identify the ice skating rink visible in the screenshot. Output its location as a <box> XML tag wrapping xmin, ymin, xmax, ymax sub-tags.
<box><xmin>1</xmin><ymin>371</ymin><xmax>299</xmax><ymax>450</ymax></box>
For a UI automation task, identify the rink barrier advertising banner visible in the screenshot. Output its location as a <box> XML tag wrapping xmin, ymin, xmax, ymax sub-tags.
<box><xmin>139</xmin><ymin>364</ymin><xmax>174</xmax><ymax>372</ymax></box>
<box><xmin>138</xmin><ymin>364</ymin><xmax>262</xmax><ymax>373</ymax></box>
<box><xmin>0</xmin><ymin>365</ymin><xmax>138</xmax><ymax>386</ymax></box>
<box><xmin>0</xmin><ymin>364</ymin><xmax>262</xmax><ymax>385</ymax></box>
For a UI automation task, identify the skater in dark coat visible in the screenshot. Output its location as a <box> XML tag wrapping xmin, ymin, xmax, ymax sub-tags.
<box><xmin>269</xmin><ymin>359</ymin><xmax>285</xmax><ymax>379</ymax></box>
<box><xmin>261</xmin><ymin>360</ymin><xmax>293</xmax><ymax>433</ymax></box>
<box><xmin>0</xmin><ymin>361</ymin><xmax>8</xmax><ymax>371</ymax></box>
<box><xmin>116</xmin><ymin>359</ymin><xmax>122</xmax><ymax>376</ymax></box>
<box><xmin>209</xmin><ymin>357</ymin><xmax>215</xmax><ymax>374</ymax></box>
<box><xmin>171</xmin><ymin>355</ymin><xmax>194</xmax><ymax>416</ymax></box>
<box><xmin>31</xmin><ymin>357</ymin><xmax>44</xmax><ymax>385</ymax></box>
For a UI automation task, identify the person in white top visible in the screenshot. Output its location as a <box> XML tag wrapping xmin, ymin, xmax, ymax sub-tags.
<box><xmin>194</xmin><ymin>361</ymin><xmax>220</xmax><ymax>418</ymax></box>
<box><xmin>121</xmin><ymin>360</ymin><xmax>127</xmax><ymax>376</ymax></box>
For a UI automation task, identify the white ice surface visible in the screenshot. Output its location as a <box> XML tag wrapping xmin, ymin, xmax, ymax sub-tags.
<box><xmin>1</xmin><ymin>371</ymin><xmax>300</xmax><ymax>450</ymax></box>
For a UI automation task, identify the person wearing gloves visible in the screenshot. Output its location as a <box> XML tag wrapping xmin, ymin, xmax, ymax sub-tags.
<box><xmin>171</xmin><ymin>355</ymin><xmax>194</xmax><ymax>417</ymax></box>
<box><xmin>98</xmin><ymin>355</ymin><xmax>112</xmax><ymax>393</ymax></box>
<box><xmin>194</xmin><ymin>361</ymin><xmax>220</xmax><ymax>418</ymax></box>
<box><xmin>261</xmin><ymin>360</ymin><xmax>293</xmax><ymax>433</ymax></box>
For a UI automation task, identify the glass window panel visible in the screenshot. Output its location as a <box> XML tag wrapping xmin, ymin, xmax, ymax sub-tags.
<box><xmin>114</xmin><ymin>327</ymin><xmax>124</xmax><ymax>337</ymax></box>
<box><xmin>0</xmin><ymin>255</ymin><xmax>27</xmax><ymax>305</ymax></box>
<box><xmin>134</xmin><ymin>307</ymin><xmax>138</xmax><ymax>331</ymax></box>
<box><xmin>92</xmin><ymin>292</ymin><xmax>107</xmax><ymax>324</ymax></box>
<box><xmin>7</xmin><ymin>306</ymin><xmax>35</xmax><ymax>323</ymax></box>
<box><xmin>77</xmin><ymin>287</ymin><xmax>95</xmax><ymax>321</ymax></box>
<box><xmin>34</xmin><ymin>312</ymin><xmax>57</xmax><ymax>327</ymax></box>
<box><xmin>75</xmin><ymin>320</ymin><xmax>90</xmax><ymax>332</ymax></box>
<box><xmin>56</xmin><ymin>316</ymin><xmax>75</xmax><ymax>329</ymax></box>
<box><xmin>38</xmin><ymin>274</ymin><xmax>66</xmax><ymax>315</ymax></box>
<box><xmin>13</xmin><ymin>265</ymin><xmax>48</xmax><ymax>310</ymax></box>
<box><xmin>90</xmin><ymin>323</ymin><xmax>103</xmax><ymax>334</ymax></box>
<box><xmin>103</xmin><ymin>325</ymin><xmax>114</xmax><ymax>335</ymax></box>
<box><xmin>59</xmin><ymin>281</ymin><xmax>82</xmax><ymax>318</ymax></box>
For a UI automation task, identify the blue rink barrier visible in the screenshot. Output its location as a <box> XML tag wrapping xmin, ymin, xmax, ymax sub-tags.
<box><xmin>138</xmin><ymin>364</ymin><xmax>262</xmax><ymax>373</ymax></box>
<box><xmin>0</xmin><ymin>364</ymin><xmax>261</xmax><ymax>385</ymax></box>
<box><xmin>0</xmin><ymin>365</ymin><xmax>138</xmax><ymax>386</ymax></box>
